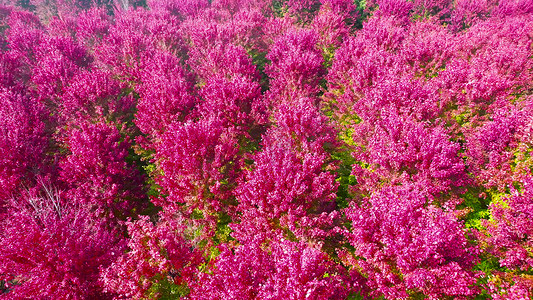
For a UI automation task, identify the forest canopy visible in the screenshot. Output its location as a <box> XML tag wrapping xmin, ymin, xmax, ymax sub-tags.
<box><xmin>0</xmin><ymin>0</ymin><xmax>533</xmax><ymax>299</ymax></box>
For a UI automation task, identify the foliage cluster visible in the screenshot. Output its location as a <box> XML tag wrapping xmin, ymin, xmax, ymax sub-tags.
<box><xmin>1</xmin><ymin>0</ymin><xmax>533</xmax><ymax>298</ymax></box>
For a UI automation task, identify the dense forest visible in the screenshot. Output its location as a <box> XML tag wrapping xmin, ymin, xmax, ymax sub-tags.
<box><xmin>0</xmin><ymin>0</ymin><xmax>532</xmax><ymax>298</ymax></box>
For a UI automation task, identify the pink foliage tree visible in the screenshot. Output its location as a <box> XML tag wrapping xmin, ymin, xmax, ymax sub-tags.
<box><xmin>59</xmin><ymin>119</ymin><xmax>146</xmax><ymax>221</ymax></box>
<box><xmin>0</xmin><ymin>90</ymin><xmax>49</xmax><ymax>203</ymax></box>
<box><xmin>191</xmin><ymin>239</ymin><xmax>351</xmax><ymax>299</ymax></box>
<box><xmin>102</xmin><ymin>216</ymin><xmax>201</xmax><ymax>299</ymax></box>
<box><xmin>266</xmin><ymin>29</ymin><xmax>324</xmax><ymax>102</ymax></box>
<box><xmin>0</xmin><ymin>187</ymin><xmax>125</xmax><ymax>299</ymax></box>
<box><xmin>344</xmin><ymin>184</ymin><xmax>479</xmax><ymax>299</ymax></box>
